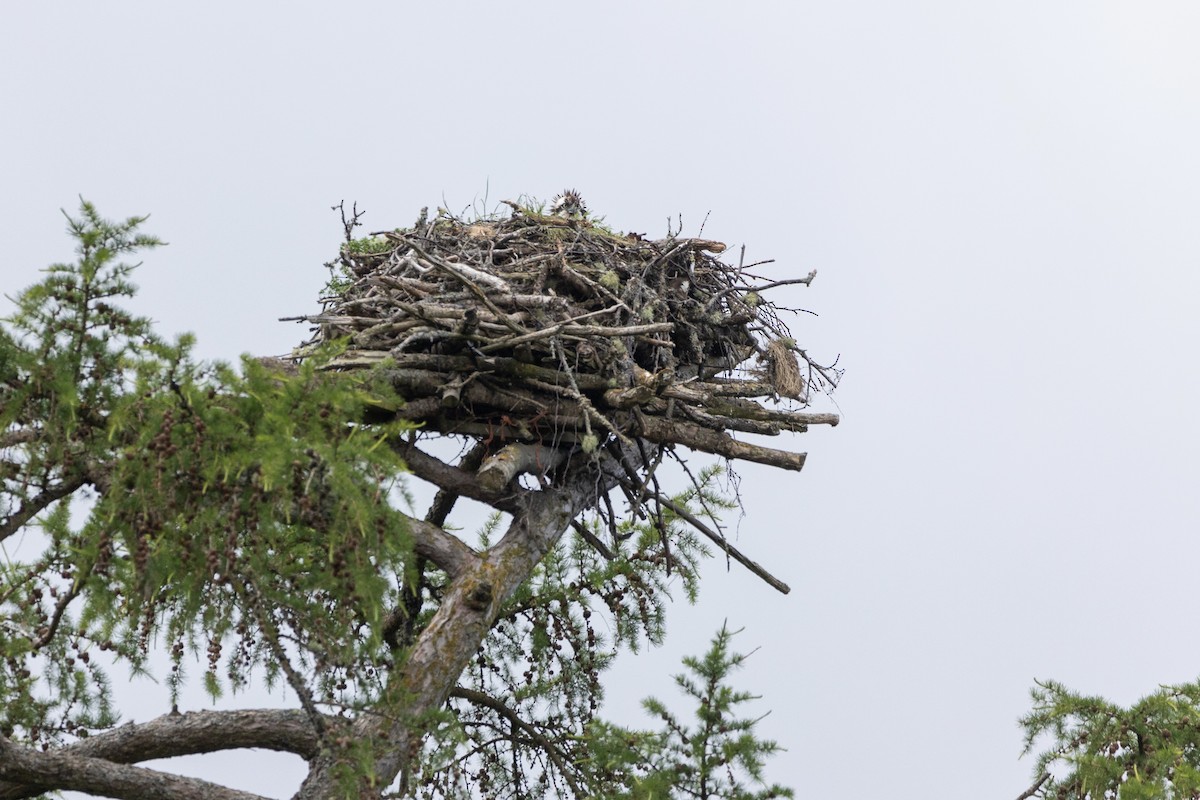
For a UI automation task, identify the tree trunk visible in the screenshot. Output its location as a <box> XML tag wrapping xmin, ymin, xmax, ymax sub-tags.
<box><xmin>294</xmin><ymin>447</ymin><xmax>637</xmax><ymax>799</ymax></box>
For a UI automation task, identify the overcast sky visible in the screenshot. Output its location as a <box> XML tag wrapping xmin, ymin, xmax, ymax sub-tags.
<box><xmin>5</xmin><ymin>2</ymin><xmax>1200</xmax><ymax>797</ymax></box>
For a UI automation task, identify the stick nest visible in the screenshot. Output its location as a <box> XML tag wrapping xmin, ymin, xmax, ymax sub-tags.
<box><xmin>289</xmin><ymin>197</ymin><xmax>839</xmax><ymax>473</ymax></box>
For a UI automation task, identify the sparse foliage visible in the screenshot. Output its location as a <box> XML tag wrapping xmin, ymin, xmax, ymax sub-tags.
<box><xmin>636</xmin><ymin>625</ymin><xmax>793</xmax><ymax>800</ymax></box>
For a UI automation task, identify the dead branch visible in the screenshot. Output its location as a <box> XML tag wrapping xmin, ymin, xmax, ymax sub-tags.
<box><xmin>621</xmin><ymin>478</ymin><xmax>791</xmax><ymax>595</ymax></box>
<box><xmin>636</xmin><ymin>416</ymin><xmax>807</xmax><ymax>472</ymax></box>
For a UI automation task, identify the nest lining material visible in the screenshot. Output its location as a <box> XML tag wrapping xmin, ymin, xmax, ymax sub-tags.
<box><xmin>290</xmin><ymin>198</ymin><xmax>838</xmax><ymax>477</ymax></box>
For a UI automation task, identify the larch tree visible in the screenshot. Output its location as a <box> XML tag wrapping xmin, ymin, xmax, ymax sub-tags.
<box><xmin>1017</xmin><ymin>678</ymin><xmax>1200</xmax><ymax>800</ymax></box>
<box><xmin>0</xmin><ymin>197</ymin><xmax>839</xmax><ymax>800</ymax></box>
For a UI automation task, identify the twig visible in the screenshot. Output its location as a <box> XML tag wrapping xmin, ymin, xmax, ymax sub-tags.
<box><xmin>616</xmin><ymin>477</ymin><xmax>790</xmax><ymax>594</ymax></box>
<box><xmin>1015</xmin><ymin>772</ymin><xmax>1050</xmax><ymax>800</ymax></box>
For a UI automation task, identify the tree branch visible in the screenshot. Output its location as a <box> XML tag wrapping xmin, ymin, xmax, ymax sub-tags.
<box><xmin>636</xmin><ymin>416</ymin><xmax>807</xmax><ymax>472</ymax></box>
<box><xmin>0</xmin><ymin>715</ymin><xmax>318</xmax><ymax>800</ymax></box>
<box><xmin>0</xmin><ymin>709</ymin><xmax>325</xmax><ymax>799</ymax></box>
<box><xmin>0</xmin><ymin>475</ymin><xmax>85</xmax><ymax>544</ymax></box>
<box><xmin>422</xmin><ymin>441</ymin><xmax>490</xmax><ymax>528</ymax></box>
<box><xmin>385</xmin><ymin>443</ymin><xmax>490</xmax><ymax>651</ymax></box>
<box><xmin>1014</xmin><ymin>771</ymin><xmax>1050</xmax><ymax>800</ymax></box>
<box><xmin>0</xmin><ymin>428</ymin><xmax>39</xmax><ymax>450</ymax></box>
<box><xmin>449</xmin><ymin>687</ymin><xmax>583</xmax><ymax>796</ymax></box>
<box><xmin>388</xmin><ymin>438</ymin><xmax>520</xmax><ymax>512</ymax></box>
<box><xmin>569</xmin><ymin>519</ymin><xmax>615</xmax><ymax>560</ymax></box>
<box><xmin>405</xmin><ymin>514</ymin><xmax>481</xmax><ymax>579</ymax></box>
<box><xmin>619</xmin><ymin>476</ymin><xmax>791</xmax><ymax>594</ymax></box>
<box><xmin>231</xmin><ymin>577</ymin><xmax>330</xmax><ymax>743</ymax></box>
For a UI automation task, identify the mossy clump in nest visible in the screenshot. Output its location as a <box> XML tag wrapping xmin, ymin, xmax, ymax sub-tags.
<box><xmin>291</xmin><ymin>196</ymin><xmax>838</xmax><ymax>465</ymax></box>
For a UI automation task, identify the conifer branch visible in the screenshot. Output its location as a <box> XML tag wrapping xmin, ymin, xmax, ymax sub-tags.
<box><xmin>449</xmin><ymin>687</ymin><xmax>584</xmax><ymax>797</ymax></box>
<box><xmin>1014</xmin><ymin>772</ymin><xmax>1050</xmax><ymax>800</ymax></box>
<box><xmin>0</xmin><ymin>475</ymin><xmax>86</xmax><ymax>544</ymax></box>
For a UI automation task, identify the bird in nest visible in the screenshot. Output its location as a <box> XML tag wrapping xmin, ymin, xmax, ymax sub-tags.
<box><xmin>550</xmin><ymin>189</ymin><xmax>587</xmax><ymax>218</ymax></box>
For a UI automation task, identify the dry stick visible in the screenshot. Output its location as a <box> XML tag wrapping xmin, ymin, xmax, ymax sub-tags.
<box><xmin>628</xmin><ymin>381</ymin><xmax>835</xmax><ymax>424</ymax></box>
<box><xmin>799</xmin><ymin>350</ymin><xmax>843</xmax><ymax>391</ymax></box>
<box><xmin>399</xmin><ymin>246</ymin><xmax>511</xmax><ymax>292</ymax></box>
<box><xmin>382</xmin><ymin>352</ymin><xmax>613</xmax><ymax>391</ymax></box>
<box><xmin>600</xmin><ymin>490</ymin><xmax>622</xmax><ymax>543</ymax></box>
<box><xmin>678</xmin><ymin>406</ymin><xmax>783</xmax><ymax>436</ymax></box>
<box><xmin>560</xmin><ymin>322</ymin><xmax>674</xmax><ymax>336</ymax></box>
<box><xmin>551</xmin><ymin>338</ymin><xmax>595</xmax><ymax>444</ymax></box>
<box><xmin>434</xmin><ymin>421</ymin><xmax>585</xmax><ymax>445</ymax></box>
<box><xmin>637</xmin><ymin>416</ymin><xmax>807</xmax><ymax>472</ymax></box>
<box><xmin>666</xmin><ymin>389</ymin><xmax>839</xmax><ymax>428</ymax></box>
<box><xmin>703</xmin><ymin>271</ymin><xmax>817</xmax><ymax>313</ymax></box>
<box><xmin>568</xmin><ymin>519</ymin><xmax>615</xmax><ymax>560</ymax></box>
<box><xmin>622</xmin><ymin>478</ymin><xmax>791</xmax><ymax>595</ymax></box>
<box><xmin>698</xmin><ymin>379</ymin><xmax>785</xmax><ymax>398</ymax></box>
<box><xmin>524</xmin><ymin>376</ymin><xmax>634</xmax><ymax>450</ymax></box>
<box><xmin>465</xmin><ymin>379</ymin><xmax>555</xmax><ymax>420</ymax></box>
<box><xmin>405</xmin><ymin>242</ymin><xmax>527</xmax><ymax>336</ymax></box>
<box><xmin>554</xmin><ymin>247</ymin><xmax>633</xmax><ymax>314</ymax></box>
<box><xmin>1015</xmin><ymin>772</ymin><xmax>1051</xmax><ymax>800</ymax></box>
<box><xmin>645</xmin><ymin>239</ymin><xmax>691</xmax><ymax>275</ymax></box>
<box><xmin>299</xmin><ymin>314</ymin><xmax>382</xmax><ymax>326</ymax></box>
<box><xmin>604</xmin><ymin>388</ymin><xmax>811</xmax><ymax>434</ymax></box>
<box><xmin>397</xmin><ymin>293</ymin><xmax>567</xmax><ymax>313</ymax></box>
<box><xmin>367</xmin><ymin>273</ymin><xmax>439</xmax><ymax>297</ymax></box>
<box><xmin>479</xmin><ymin>321</ymin><xmax>672</xmax><ymax>355</ymax></box>
<box><xmin>368</xmin><ymin>298</ymin><xmax>553</xmax><ymax>316</ymax></box>
<box><xmin>743</xmin><ymin>273</ymin><xmax>818</xmax><ymax>294</ymax></box>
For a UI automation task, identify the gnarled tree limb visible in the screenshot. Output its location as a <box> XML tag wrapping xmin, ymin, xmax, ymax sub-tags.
<box><xmin>388</xmin><ymin>438</ymin><xmax>521</xmax><ymax>511</ymax></box>
<box><xmin>0</xmin><ymin>709</ymin><xmax>320</xmax><ymax>800</ymax></box>
<box><xmin>404</xmin><ymin>514</ymin><xmax>482</xmax><ymax>579</ymax></box>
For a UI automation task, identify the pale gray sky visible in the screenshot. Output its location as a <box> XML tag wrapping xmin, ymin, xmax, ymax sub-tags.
<box><xmin>5</xmin><ymin>2</ymin><xmax>1200</xmax><ymax>797</ymax></box>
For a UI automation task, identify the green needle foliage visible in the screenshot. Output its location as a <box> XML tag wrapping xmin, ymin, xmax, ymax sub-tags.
<box><xmin>0</xmin><ymin>203</ymin><xmax>797</xmax><ymax>799</ymax></box>
<box><xmin>1021</xmin><ymin>678</ymin><xmax>1200</xmax><ymax>800</ymax></box>
<box><xmin>635</xmin><ymin>624</ymin><xmax>793</xmax><ymax>800</ymax></box>
<box><xmin>1</xmin><ymin>203</ymin><xmax>415</xmax><ymax>746</ymax></box>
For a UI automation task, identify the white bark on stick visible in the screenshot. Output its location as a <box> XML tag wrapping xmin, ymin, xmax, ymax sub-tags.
<box><xmin>476</xmin><ymin>444</ymin><xmax>568</xmax><ymax>494</ymax></box>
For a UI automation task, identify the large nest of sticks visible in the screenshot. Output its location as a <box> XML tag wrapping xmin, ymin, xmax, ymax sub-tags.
<box><xmin>290</xmin><ymin>193</ymin><xmax>839</xmax><ymax>480</ymax></box>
